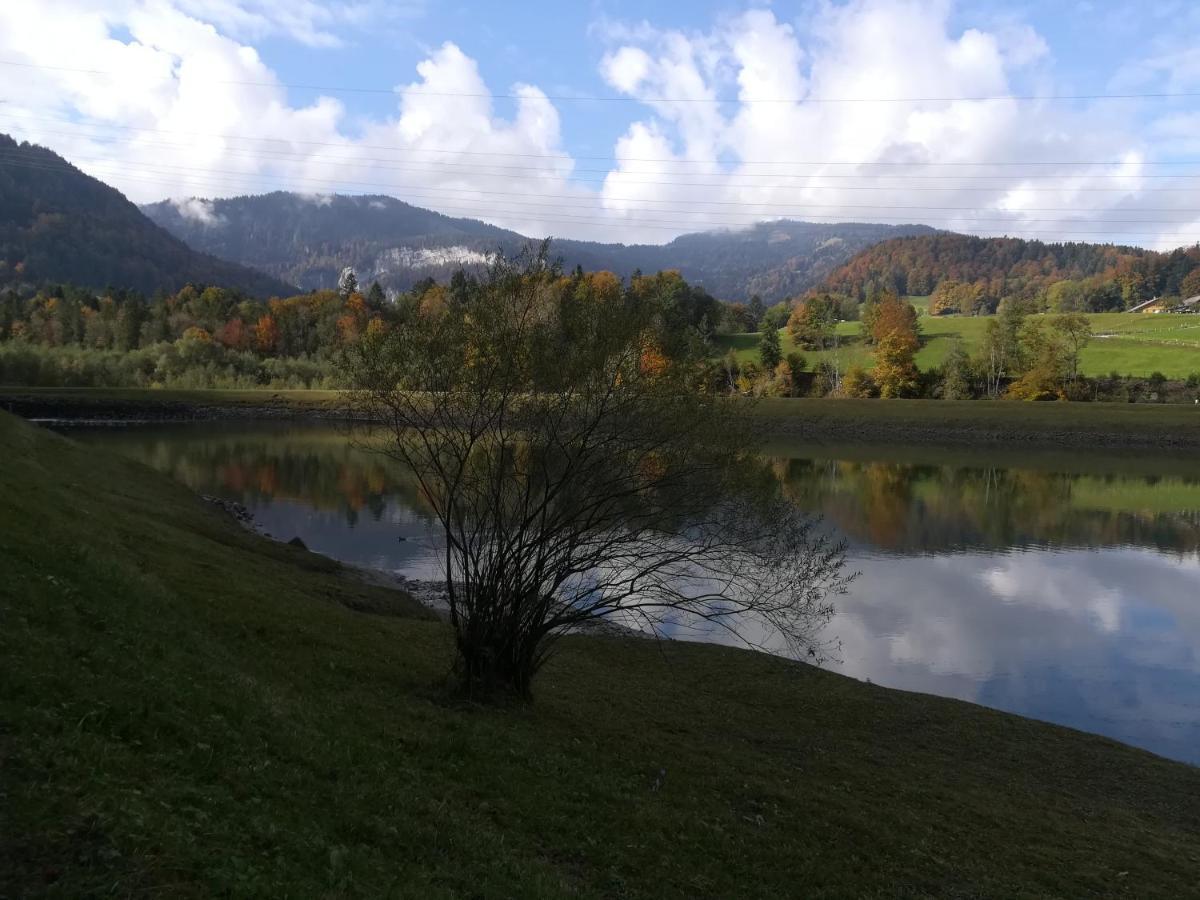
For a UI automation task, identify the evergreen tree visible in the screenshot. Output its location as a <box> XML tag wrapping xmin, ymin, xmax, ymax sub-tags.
<box><xmin>759</xmin><ymin>325</ymin><xmax>783</xmax><ymax>370</ymax></box>
<box><xmin>367</xmin><ymin>281</ymin><xmax>386</xmax><ymax>307</ymax></box>
<box><xmin>119</xmin><ymin>300</ymin><xmax>145</xmax><ymax>351</ymax></box>
<box><xmin>0</xmin><ymin>290</ymin><xmax>18</xmax><ymax>341</ymax></box>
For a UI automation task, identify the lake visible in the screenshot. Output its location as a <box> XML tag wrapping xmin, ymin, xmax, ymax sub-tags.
<box><xmin>68</xmin><ymin>421</ymin><xmax>1200</xmax><ymax>765</ymax></box>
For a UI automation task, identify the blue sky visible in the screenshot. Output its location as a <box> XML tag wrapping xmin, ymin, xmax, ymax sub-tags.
<box><xmin>2</xmin><ymin>1</ymin><xmax>1199</xmax><ymax>246</ymax></box>
<box><xmin>262</xmin><ymin>1</ymin><xmax>1192</xmax><ymax>148</ymax></box>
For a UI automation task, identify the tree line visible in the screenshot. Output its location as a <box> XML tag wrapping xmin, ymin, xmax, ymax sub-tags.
<box><xmin>821</xmin><ymin>234</ymin><xmax>1200</xmax><ymax>313</ymax></box>
<box><xmin>0</xmin><ymin>265</ymin><xmax>724</xmax><ymax>389</ymax></box>
<box><xmin>723</xmin><ymin>291</ymin><xmax>1200</xmax><ymax>402</ymax></box>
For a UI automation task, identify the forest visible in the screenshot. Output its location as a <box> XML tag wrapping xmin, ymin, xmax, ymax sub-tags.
<box><xmin>0</xmin><ymin>267</ymin><xmax>722</xmax><ymax>390</ymax></box>
<box><xmin>820</xmin><ymin>233</ymin><xmax>1200</xmax><ymax>312</ymax></box>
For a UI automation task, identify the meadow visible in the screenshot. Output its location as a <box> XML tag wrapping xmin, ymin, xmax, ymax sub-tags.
<box><xmin>715</xmin><ymin>308</ymin><xmax>1200</xmax><ymax>379</ymax></box>
<box><xmin>4</xmin><ymin>409</ymin><xmax>1200</xmax><ymax>897</ymax></box>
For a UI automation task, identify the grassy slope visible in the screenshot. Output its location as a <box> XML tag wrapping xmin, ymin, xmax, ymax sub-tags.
<box><xmin>2</xmin><ymin>411</ymin><xmax>1200</xmax><ymax>897</ymax></box>
<box><xmin>716</xmin><ymin>311</ymin><xmax>1200</xmax><ymax>378</ymax></box>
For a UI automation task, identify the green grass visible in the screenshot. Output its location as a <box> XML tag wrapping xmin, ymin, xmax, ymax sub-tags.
<box><xmin>748</xmin><ymin>397</ymin><xmax>1200</xmax><ymax>448</ymax></box>
<box><xmin>3</xmin><ymin>410</ymin><xmax>1200</xmax><ymax>897</ymax></box>
<box><xmin>715</xmin><ymin>311</ymin><xmax>1200</xmax><ymax>378</ymax></box>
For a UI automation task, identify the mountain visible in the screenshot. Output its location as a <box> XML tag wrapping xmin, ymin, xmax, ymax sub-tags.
<box><xmin>822</xmin><ymin>233</ymin><xmax>1200</xmax><ymax>311</ymax></box>
<box><xmin>0</xmin><ymin>135</ymin><xmax>295</xmax><ymax>298</ymax></box>
<box><xmin>140</xmin><ymin>191</ymin><xmax>936</xmax><ymax>301</ymax></box>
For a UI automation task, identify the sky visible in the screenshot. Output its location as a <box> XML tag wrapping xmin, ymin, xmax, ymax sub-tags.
<box><xmin>1</xmin><ymin>0</ymin><xmax>1199</xmax><ymax>248</ymax></box>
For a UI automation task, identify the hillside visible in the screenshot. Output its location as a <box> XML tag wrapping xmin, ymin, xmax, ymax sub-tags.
<box><xmin>4</xmin><ymin>408</ymin><xmax>1200</xmax><ymax>896</ymax></box>
<box><xmin>822</xmin><ymin>233</ymin><xmax>1200</xmax><ymax>310</ymax></box>
<box><xmin>141</xmin><ymin>191</ymin><xmax>935</xmax><ymax>301</ymax></box>
<box><xmin>716</xmin><ymin>312</ymin><xmax>1200</xmax><ymax>380</ymax></box>
<box><xmin>0</xmin><ymin>136</ymin><xmax>295</xmax><ymax>298</ymax></box>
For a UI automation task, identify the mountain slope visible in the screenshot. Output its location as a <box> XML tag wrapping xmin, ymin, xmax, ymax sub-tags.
<box><xmin>0</xmin><ymin>136</ymin><xmax>295</xmax><ymax>297</ymax></box>
<box><xmin>821</xmin><ymin>233</ymin><xmax>1200</xmax><ymax>308</ymax></box>
<box><xmin>141</xmin><ymin>191</ymin><xmax>936</xmax><ymax>301</ymax></box>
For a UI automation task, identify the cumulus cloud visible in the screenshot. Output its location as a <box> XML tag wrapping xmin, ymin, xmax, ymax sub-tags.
<box><xmin>593</xmin><ymin>2</ymin><xmax>1200</xmax><ymax>247</ymax></box>
<box><xmin>0</xmin><ymin>1</ymin><xmax>591</xmax><ymax>236</ymax></box>
<box><xmin>1</xmin><ymin>0</ymin><xmax>1198</xmax><ymax>248</ymax></box>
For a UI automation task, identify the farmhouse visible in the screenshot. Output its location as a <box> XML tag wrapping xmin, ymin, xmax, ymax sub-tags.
<box><xmin>1127</xmin><ymin>295</ymin><xmax>1200</xmax><ymax>313</ymax></box>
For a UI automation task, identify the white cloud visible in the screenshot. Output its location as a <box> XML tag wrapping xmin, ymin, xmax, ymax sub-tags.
<box><xmin>1</xmin><ymin>0</ymin><xmax>1198</xmax><ymax>249</ymax></box>
<box><xmin>0</xmin><ymin>3</ymin><xmax>592</xmax><ymax>237</ymax></box>
<box><xmin>171</xmin><ymin>196</ymin><xmax>222</xmax><ymax>224</ymax></box>
<box><xmin>172</xmin><ymin>0</ymin><xmax>425</xmax><ymax>48</ymax></box>
<box><xmin>593</xmin><ymin>2</ymin><xmax>1199</xmax><ymax>247</ymax></box>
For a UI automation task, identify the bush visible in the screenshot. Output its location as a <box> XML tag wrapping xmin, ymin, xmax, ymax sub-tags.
<box><xmin>0</xmin><ymin>339</ymin><xmax>338</xmax><ymax>389</ymax></box>
<box><xmin>840</xmin><ymin>366</ymin><xmax>877</xmax><ymax>398</ymax></box>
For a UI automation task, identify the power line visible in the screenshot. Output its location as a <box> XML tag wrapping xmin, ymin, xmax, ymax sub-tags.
<box><xmin>4</xmin><ymin>108</ymin><xmax>1200</xmax><ymax>169</ymax></box>
<box><xmin>2</xmin><ymin>155</ymin><xmax>1196</xmax><ymax>245</ymax></box>
<box><xmin>10</xmin><ymin>126</ymin><xmax>1196</xmax><ymax>183</ymax></box>
<box><xmin>10</xmin><ymin>153</ymin><xmax>1195</xmax><ymax>225</ymax></box>
<box><xmin>3</xmin><ymin>146</ymin><xmax>1191</xmax><ymax>195</ymax></box>
<box><xmin>5</xmin><ymin>151</ymin><xmax>1200</xmax><ymax>226</ymax></box>
<box><xmin>15</xmin><ymin>146</ymin><xmax>1194</xmax><ymax>214</ymax></box>
<box><xmin>3</xmin><ymin>58</ymin><xmax>1197</xmax><ymax>104</ymax></box>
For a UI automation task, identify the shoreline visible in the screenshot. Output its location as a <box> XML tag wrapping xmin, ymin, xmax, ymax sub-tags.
<box><xmin>4</xmin><ymin>387</ymin><xmax>1200</xmax><ymax>450</ymax></box>
<box><xmin>201</xmin><ymin>492</ymin><xmax>647</xmax><ymax>639</ymax></box>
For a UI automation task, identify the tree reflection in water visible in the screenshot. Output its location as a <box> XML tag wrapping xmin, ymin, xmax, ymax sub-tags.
<box><xmin>68</xmin><ymin>423</ymin><xmax>1200</xmax><ymax>762</ymax></box>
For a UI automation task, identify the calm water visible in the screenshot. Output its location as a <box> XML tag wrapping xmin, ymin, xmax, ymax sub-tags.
<box><xmin>69</xmin><ymin>422</ymin><xmax>1200</xmax><ymax>764</ymax></box>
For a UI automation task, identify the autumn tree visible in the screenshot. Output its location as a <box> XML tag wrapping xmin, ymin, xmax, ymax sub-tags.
<box><xmin>253</xmin><ymin>314</ymin><xmax>280</xmax><ymax>354</ymax></box>
<box><xmin>342</xmin><ymin>245</ymin><xmax>850</xmax><ymax>700</ymax></box>
<box><xmin>1007</xmin><ymin>320</ymin><xmax>1067</xmax><ymax>400</ymax></box>
<box><xmin>841</xmin><ymin>366</ymin><xmax>876</xmax><ymax>398</ymax></box>
<box><xmin>788</xmin><ymin>294</ymin><xmax>839</xmax><ymax>350</ymax></box>
<box><xmin>929</xmin><ymin>280</ymin><xmax>982</xmax><ymax>316</ymax></box>
<box><xmin>1181</xmin><ymin>268</ymin><xmax>1200</xmax><ymax>300</ymax></box>
<box><xmin>870</xmin><ymin>295</ymin><xmax>920</xmax><ymax>398</ymax></box>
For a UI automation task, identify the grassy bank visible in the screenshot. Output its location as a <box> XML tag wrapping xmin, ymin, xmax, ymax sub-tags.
<box><xmin>754</xmin><ymin>397</ymin><xmax>1200</xmax><ymax>449</ymax></box>
<box><xmin>5</xmin><ymin>387</ymin><xmax>1200</xmax><ymax>450</ymax></box>
<box><xmin>2</xmin><ymin>410</ymin><xmax>1199</xmax><ymax>897</ymax></box>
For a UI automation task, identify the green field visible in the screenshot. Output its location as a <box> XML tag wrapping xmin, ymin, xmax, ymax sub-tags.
<box><xmin>716</xmin><ymin>310</ymin><xmax>1200</xmax><ymax>379</ymax></box>
<box><xmin>4</xmin><ymin>409</ymin><xmax>1200</xmax><ymax>897</ymax></box>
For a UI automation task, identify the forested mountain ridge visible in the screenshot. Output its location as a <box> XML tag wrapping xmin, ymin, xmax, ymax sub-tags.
<box><xmin>0</xmin><ymin>136</ymin><xmax>295</xmax><ymax>298</ymax></box>
<box><xmin>141</xmin><ymin>191</ymin><xmax>936</xmax><ymax>301</ymax></box>
<box><xmin>822</xmin><ymin>233</ymin><xmax>1200</xmax><ymax>313</ymax></box>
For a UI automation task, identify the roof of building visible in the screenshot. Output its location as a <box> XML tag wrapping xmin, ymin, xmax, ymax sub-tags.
<box><xmin>1128</xmin><ymin>297</ymin><xmax>1163</xmax><ymax>312</ymax></box>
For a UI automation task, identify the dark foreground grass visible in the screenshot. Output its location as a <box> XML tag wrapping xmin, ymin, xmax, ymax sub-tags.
<box><xmin>2</xmin><ymin>411</ymin><xmax>1199</xmax><ymax>898</ymax></box>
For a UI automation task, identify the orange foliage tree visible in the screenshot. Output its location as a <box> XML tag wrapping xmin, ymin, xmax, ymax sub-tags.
<box><xmin>870</xmin><ymin>295</ymin><xmax>920</xmax><ymax>398</ymax></box>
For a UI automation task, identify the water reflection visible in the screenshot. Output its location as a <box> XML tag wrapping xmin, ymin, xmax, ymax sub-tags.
<box><xmin>69</xmin><ymin>422</ymin><xmax>1200</xmax><ymax>764</ymax></box>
